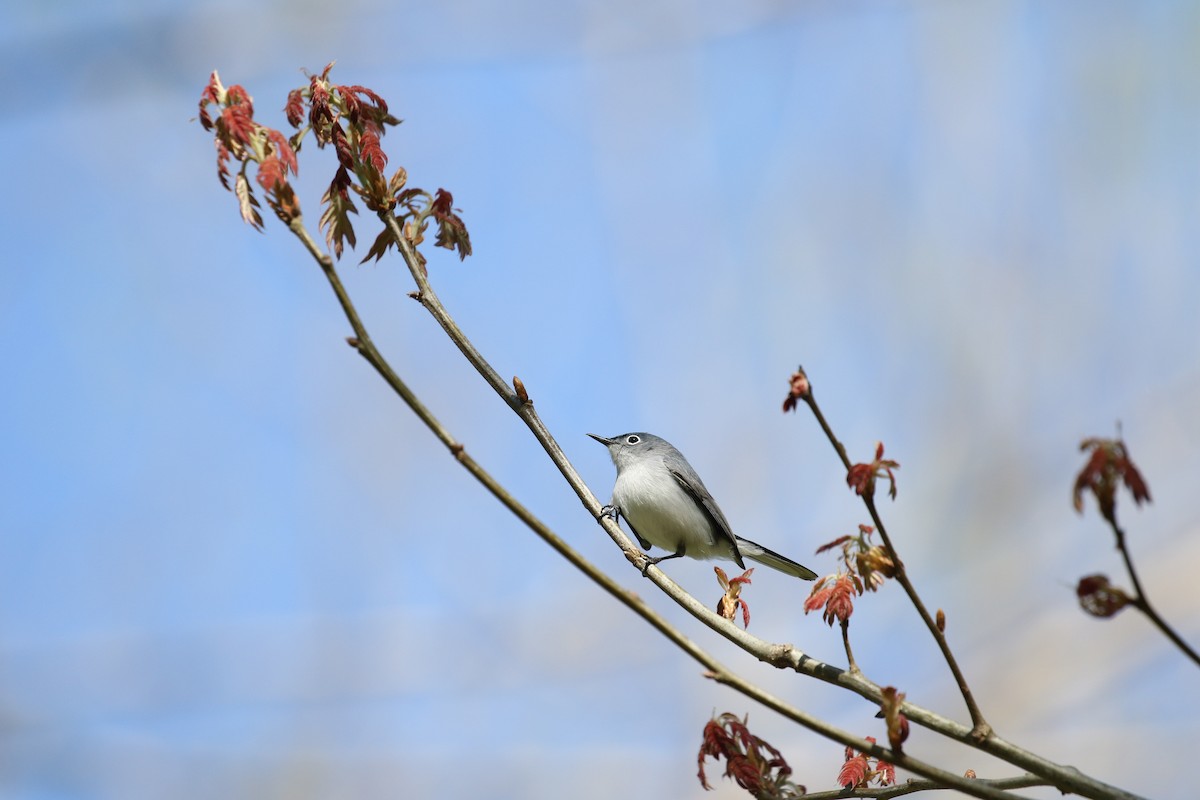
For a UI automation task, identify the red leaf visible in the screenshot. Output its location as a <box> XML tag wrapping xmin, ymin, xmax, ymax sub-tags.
<box><xmin>215</xmin><ymin>141</ymin><xmax>232</xmax><ymax>190</ymax></box>
<box><xmin>284</xmin><ymin>88</ymin><xmax>305</xmax><ymax>128</ymax></box>
<box><xmin>256</xmin><ymin>156</ymin><xmax>287</xmax><ymax>192</ymax></box>
<box><xmin>804</xmin><ymin>574</ymin><xmax>859</xmax><ymax>626</ymax></box>
<box><xmin>339</xmin><ymin>86</ymin><xmax>362</xmax><ymax>122</ymax></box>
<box><xmin>266</xmin><ymin>129</ymin><xmax>298</xmax><ymax>175</ymax></box>
<box><xmin>815</xmin><ymin>535</ymin><xmax>852</xmax><ymax>554</ymax></box>
<box><xmin>220</xmin><ymin>105</ymin><xmax>257</xmax><ymax>148</ymax></box>
<box><xmin>837</xmin><ymin>753</ymin><xmax>869</xmax><ymax>789</ymax></box>
<box><xmin>782</xmin><ymin>368</ymin><xmax>810</xmax><ymax>413</ymax></box>
<box><xmin>343</xmin><ymin>84</ymin><xmax>389</xmax><ymax>114</ymax></box>
<box><xmin>332</xmin><ymin>123</ymin><xmax>353</xmax><ymax>168</ymax></box>
<box><xmin>309</xmin><ymin>80</ymin><xmax>333</xmax><ymax>143</ymax></box>
<box><xmin>1073</xmin><ymin>436</ymin><xmax>1151</xmax><ymax>524</ymax></box>
<box><xmin>359</xmin><ymin>127</ymin><xmax>387</xmax><ymax>174</ymax></box>
<box><xmin>198</xmin><ymin>71</ymin><xmax>222</xmax><ymax>131</ymax></box>
<box><xmin>225</xmin><ymin>84</ymin><xmax>253</xmax><ymax>116</ymax></box>
<box><xmin>319</xmin><ymin>166</ymin><xmax>359</xmax><ymax>259</ymax></box>
<box><xmin>430</xmin><ymin>189</ymin><xmax>472</xmax><ymax>260</ymax></box>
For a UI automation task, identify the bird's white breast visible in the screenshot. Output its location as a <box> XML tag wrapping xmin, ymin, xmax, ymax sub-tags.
<box><xmin>613</xmin><ymin>459</ymin><xmax>727</xmax><ymax>559</ymax></box>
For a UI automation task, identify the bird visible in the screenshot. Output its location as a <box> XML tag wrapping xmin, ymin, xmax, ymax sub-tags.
<box><xmin>588</xmin><ymin>432</ymin><xmax>817</xmax><ymax>580</ymax></box>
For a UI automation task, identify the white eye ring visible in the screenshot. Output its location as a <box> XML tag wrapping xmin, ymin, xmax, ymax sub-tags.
<box><xmin>626</xmin><ymin>435</ymin><xmax>640</xmax><ymax>444</ymax></box>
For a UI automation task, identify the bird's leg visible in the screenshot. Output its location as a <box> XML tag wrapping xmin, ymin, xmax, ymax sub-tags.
<box><xmin>641</xmin><ymin>546</ymin><xmax>686</xmax><ymax>576</ymax></box>
<box><xmin>598</xmin><ymin>504</ymin><xmax>620</xmax><ymax>522</ymax></box>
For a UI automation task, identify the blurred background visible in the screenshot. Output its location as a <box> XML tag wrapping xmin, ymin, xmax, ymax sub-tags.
<box><xmin>2</xmin><ymin>1</ymin><xmax>1198</xmax><ymax>798</ymax></box>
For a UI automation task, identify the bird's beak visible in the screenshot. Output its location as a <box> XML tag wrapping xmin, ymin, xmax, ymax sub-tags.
<box><xmin>587</xmin><ymin>433</ymin><xmax>615</xmax><ymax>446</ymax></box>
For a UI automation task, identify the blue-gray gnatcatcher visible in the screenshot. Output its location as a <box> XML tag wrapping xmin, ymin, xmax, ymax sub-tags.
<box><xmin>589</xmin><ymin>432</ymin><xmax>818</xmax><ymax>580</ymax></box>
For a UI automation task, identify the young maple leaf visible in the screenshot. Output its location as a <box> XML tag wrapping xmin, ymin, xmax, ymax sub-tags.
<box><xmin>837</xmin><ymin>747</ymin><xmax>870</xmax><ymax>789</ymax></box>
<box><xmin>804</xmin><ymin>573</ymin><xmax>861</xmax><ymax>626</ymax></box>
<box><xmin>846</xmin><ymin>442</ymin><xmax>900</xmax><ymax>500</ymax></box>
<box><xmin>358</xmin><ymin>127</ymin><xmax>387</xmax><ymax>175</ymax></box>
<box><xmin>697</xmin><ymin>713</ymin><xmax>803</xmax><ymax>799</ymax></box>
<box><xmin>837</xmin><ymin>737</ymin><xmax>895</xmax><ymax>790</ymax></box>
<box><xmin>430</xmin><ymin>188</ymin><xmax>473</xmax><ymax>260</ymax></box>
<box><xmin>715</xmin><ymin>566</ymin><xmax>754</xmax><ymax>629</ymax></box>
<box><xmin>319</xmin><ymin>165</ymin><xmax>359</xmax><ymax>259</ymax></box>
<box><xmin>781</xmin><ymin>367</ymin><xmax>811</xmax><ymax>413</ymax></box>
<box><xmin>1073</xmin><ymin>435</ymin><xmax>1151</xmax><ymax>526</ymax></box>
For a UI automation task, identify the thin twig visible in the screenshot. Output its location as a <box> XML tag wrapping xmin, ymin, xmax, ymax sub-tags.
<box><xmin>1112</xmin><ymin>521</ymin><xmax>1200</xmax><ymax>667</ymax></box>
<box><xmin>841</xmin><ymin>619</ymin><xmax>860</xmax><ymax>674</ymax></box>
<box><xmin>803</xmin><ymin>386</ymin><xmax>991</xmax><ymax>739</ymax></box>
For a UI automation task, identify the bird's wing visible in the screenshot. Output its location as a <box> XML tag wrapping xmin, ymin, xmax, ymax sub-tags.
<box><xmin>667</xmin><ymin>468</ymin><xmax>746</xmax><ymax>569</ymax></box>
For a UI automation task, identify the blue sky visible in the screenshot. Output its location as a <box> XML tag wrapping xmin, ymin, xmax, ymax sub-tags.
<box><xmin>2</xmin><ymin>2</ymin><xmax>1198</xmax><ymax>798</ymax></box>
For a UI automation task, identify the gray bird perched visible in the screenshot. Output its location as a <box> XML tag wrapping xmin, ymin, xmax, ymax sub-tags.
<box><xmin>588</xmin><ymin>432</ymin><xmax>818</xmax><ymax>580</ymax></box>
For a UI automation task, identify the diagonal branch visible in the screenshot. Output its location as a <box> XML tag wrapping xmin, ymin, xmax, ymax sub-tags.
<box><xmin>801</xmin><ymin>378</ymin><xmax>990</xmax><ymax>738</ymax></box>
<box><xmin>1111</xmin><ymin>520</ymin><xmax>1200</xmax><ymax>668</ymax></box>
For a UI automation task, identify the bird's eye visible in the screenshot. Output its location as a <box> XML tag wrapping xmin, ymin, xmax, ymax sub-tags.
<box><xmin>626</xmin><ymin>435</ymin><xmax>640</xmax><ymax>445</ymax></box>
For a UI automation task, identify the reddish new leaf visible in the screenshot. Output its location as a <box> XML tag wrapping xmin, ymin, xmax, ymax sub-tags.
<box><xmin>846</xmin><ymin>442</ymin><xmax>900</xmax><ymax>500</ymax></box>
<box><xmin>215</xmin><ymin>141</ymin><xmax>232</xmax><ymax>190</ymax></box>
<box><xmin>266</xmin><ymin>129</ymin><xmax>298</xmax><ymax>176</ymax></box>
<box><xmin>359</xmin><ymin>127</ymin><xmax>387</xmax><ymax>174</ymax></box>
<box><xmin>220</xmin><ymin>104</ymin><xmax>257</xmax><ymax>150</ymax></box>
<box><xmin>284</xmin><ymin>88</ymin><xmax>305</xmax><ymax>128</ymax></box>
<box><xmin>815</xmin><ymin>535</ymin><xmax>852</xmax><ymax>554</ymax></box>
<box><xmin>781</xmin><ymin>367</ymin><xmax>810</xmax><ymax>413</ymax></box>
<box><xmin>256</xmin><ymin>156</ymin><xmax>287</xmax><ymax>192</ymax></box>
<box><xmin>430</xmin><ymin>189</ymin><xmax>472</xmax><ymax>260</ymax></box>
<box><xmin>1073</xmin><ymin>436</ymin><xmax>1151</xmax><ymax>525</ymax></box>
<box><xmin>198</xmin><ymin>71</ymin><xmax>222</xmax><ymax>131</ymax></box>
<box><xmin>344</xmin><ymin>84</ymin><xmax>389</xmax><ymax>114</ymax></box>
<box><xmin>332</xmin><ymin>123</ymin><xmax>353</xmax><ymax>168</ymax></box>
<box><xmin>837</xmin><ymin>750</ymin><xmax>870</xmax><ymax>789</ymax></box>
<box><xmin>319</xmin><ymin>166</ymin><xmax>358</xmax><ymax>259</ymax></box>
<box><xmin>804</xmin><ymin>573</ymin><xmax>860</xmax><ymax>626</ymax></box>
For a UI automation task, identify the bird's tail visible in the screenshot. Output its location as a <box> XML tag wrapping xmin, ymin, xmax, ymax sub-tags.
<box><xmin>735</xmin><ymin>537</ymin><xmax>818</xmax><ymax>580</ymax></box>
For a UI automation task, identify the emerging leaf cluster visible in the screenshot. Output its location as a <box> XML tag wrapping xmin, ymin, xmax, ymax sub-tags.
<box><xmin>697</xmin><ymin>713</ymin><xmax>805</xmax><ymax>799</ymax></box>
<box><xmin>714</xmin><ymin>566</ymin><xmax>754</xmax><ymax>629</ymax></box>
<box><xmin>1072</xmin><ymin>436</ymin><xmax>1151</xmax><ymax>526</ymax></box>
<box><xmin>837</xmin><ymin>736</ymin><xmax>896</xmax><ymax>790</ymax></box>
<box><xmin>198</xmin><ymin>63</ymin><xmax>471</xmax><ymax>268</ymax></box>
<box><xmin>804</xmin><ymin>525</ymin><xmax>895</xmax><ymax>626</ymax></box>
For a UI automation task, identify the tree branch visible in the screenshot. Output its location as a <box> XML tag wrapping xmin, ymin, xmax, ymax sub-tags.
<box><xmin>801</xmin><ymin>380</ymin><xmax>990</xmax><ymax>738</ymax></box>
<box><xmin>801</xmin><ymin>774</ymin><xmax>1046</xmax><ymax>800</ymax></box>
<box><xmin>288</xmin><ymin>215</ymin><xmax>1038</xmax><ymax>800</ymax></box>
<box><xmin>1112</xmin><ymin>521</ymin><xmax>1200</xmax><ymax>667</ymax></box>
